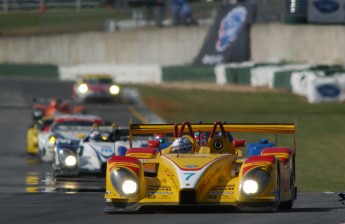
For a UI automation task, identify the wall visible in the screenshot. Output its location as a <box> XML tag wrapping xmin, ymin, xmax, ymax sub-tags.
<box><xmin>250</xmin><ymin>23</ymin><xmax>345</xmax><ymax>65</ymax></box>
<box><xmin>0</xmin><ymin>26</ymin><xmax>209</xmax><ymax>66</ymax></box>
<box><xmin>1</xmin><ymin>23</ymin><xmax>345</xmax><ymax>66</ymax></box>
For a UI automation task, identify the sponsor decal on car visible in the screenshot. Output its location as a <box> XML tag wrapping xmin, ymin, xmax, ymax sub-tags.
<box><xmin>100</xmin><ymin>147</ymin><xmax>114</xmax><ymax>157</ymax></box>
<box><xmin>184</xmin><ymin>165</ymin><xmax>199</xmax><ymax>168</ymax></box>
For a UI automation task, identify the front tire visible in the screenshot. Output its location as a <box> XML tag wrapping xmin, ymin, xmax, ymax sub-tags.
<box><xmin>279</xmin><ymin>158</ymin><xmax>296</xmax><ymax>209</ymax></box>
<box><xmin>274</xmin><ymin>163</ymin><xmax>281</xmax><ymax>212</ymax></box>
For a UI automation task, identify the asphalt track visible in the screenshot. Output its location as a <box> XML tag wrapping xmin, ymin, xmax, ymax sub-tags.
<box><xmin>0</xmin><ymin>77</ymin><xmax>344</xmax><ymax>224</ymax></box>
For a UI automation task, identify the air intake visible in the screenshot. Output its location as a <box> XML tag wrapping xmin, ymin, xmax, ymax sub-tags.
<box><xmin>180</xmin><ymin>190</ymin><xmax>196</xmax><ymax>204</ymax></box>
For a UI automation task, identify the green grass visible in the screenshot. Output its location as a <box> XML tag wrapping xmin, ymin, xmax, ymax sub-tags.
<box><xmin>0</xmin><ymin>64</ymin><xmax>58</xmax><ymax>78</ymax></box>
<box><xmin>0</xmin><ymin>1</ymin><xmax>219</xmax><ymax>36</ymax></box>
<box><xmin>133</xmin><ymin>84</ymin><xmax>345</xmax><ymax>192</ymax></box>
<box><xmin>0</xmin><ymin>9</ymin><xmax>130</xmax><ymax>35</ymax></box>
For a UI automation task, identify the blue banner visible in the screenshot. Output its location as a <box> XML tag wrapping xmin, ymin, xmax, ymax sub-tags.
<box><xmin>193</xmin><ymin>4</ymin><xmax>256</xmax><ymax>65</ymax></box>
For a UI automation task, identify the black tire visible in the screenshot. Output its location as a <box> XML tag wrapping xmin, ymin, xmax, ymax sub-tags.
<box><xmin>274</xmin><ymin>163</ymin><xmax>281</xmax><ymax>212</ymax></box>
<box><xmin>280</xmin><ymin>158</ymin><xmax>296</xmax><ymax>209</ymax></box>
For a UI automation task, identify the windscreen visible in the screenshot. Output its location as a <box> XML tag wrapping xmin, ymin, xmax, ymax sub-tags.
<box><xmin>85</xmin><ymin>78</ymin><xmax>112</xmax><ymax>84</ymax></box>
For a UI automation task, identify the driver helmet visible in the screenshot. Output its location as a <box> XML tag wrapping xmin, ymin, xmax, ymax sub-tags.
<box><xmin>50</xmin><ymin>99</ymin><xmax>58</xmax><ymax>108</ymax></box>
<box><xmin>89</xmin><ymin>130</ymin><xmax>101</xmax><ymax>142</ymax></box>
<box><xmin>155</xmin><ymin>133</ymin><xmax>167</xmax><ymax>143</ymax></box>
<box><xmin>172</xmin><ymin>136</ymin><xmax>193</xmax><ymax>153</ymax></box>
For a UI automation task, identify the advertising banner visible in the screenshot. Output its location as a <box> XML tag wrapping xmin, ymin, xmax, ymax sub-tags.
<box><xmin>308</xmin><ymin>0</ymin><xmax>345</xmax><ymax>23</ymax></box>
<box><xmin>193</xmin><ymin>4</ymin><xmax>256</xmax><ymax>66</ymax></box>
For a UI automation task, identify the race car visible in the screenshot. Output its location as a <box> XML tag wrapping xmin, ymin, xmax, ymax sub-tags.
<box><xmin>72</xmin><ymin>74</ymin><xmax>121</xmax><ymax>103</ymax></box>
<box><xmin>104</xmin><ymin>121</ymin><xmax>297</xmax><ymax>213</ymax></box>
<box><xmin>75</xmin><ymin>126</ymin><xmax>128</xmax><ymax>176</ymax></box>
<box><xmin>32</xmin><ymin>98</ymin><xmax>87</xmax><ymax>122</ymax></box>
<box><xmin>38</xmin><ymin>114</ymin><xmax>104</xmax><ymax>162</ymax></box>
<box><xmin>54</xmin><ymin>124</ymin><xmax>149</xmax><ymax>177</ymax></box>
<box><xmin>27</xmin><ymin>116</ymin><xmax>55</xmax><ymax>155</ymax></box>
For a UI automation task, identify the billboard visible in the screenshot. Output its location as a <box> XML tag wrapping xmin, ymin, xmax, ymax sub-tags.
<box><xmin>308</xmin><ymin>0</ymin><xmax>345</xmax><ymax>23</ymax></box>
<box><xmin>193</xmin><ymin>4</ymin><xmax>256</xmax><ymax>65</ymax></box>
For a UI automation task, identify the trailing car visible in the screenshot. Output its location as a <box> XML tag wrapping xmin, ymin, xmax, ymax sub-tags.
<box><xmin>75</xmin><ymin>126</ymin><xmax>127</xmax><ymax>176</ymax></box>
<box><xmin>72</xmin><ymin>74</ymin><xmax>121</xmax><ymax>103</ymax></box>
<box><xmin>31</xmin><ymin>98</ymin><xmax>86</xmax><ymax>122</ymax></box>
<box><xmin>104</xmin><ymin>121</ymin><xmax>297</xmax><ymax>213</ymax></box>
<box><xmin>27</xmin><ymin>116</ymin><xmax>55</xmax><ymax>155</ymax></box>
<box><xmin>54</xmin><ymin>124</ymin><xmax>149</xmax><ymax>177</ymax></box>
<box><xmin>38</xmin><ymin>114</ymin><xmax>104</xmax><ymax>162</ymax></box>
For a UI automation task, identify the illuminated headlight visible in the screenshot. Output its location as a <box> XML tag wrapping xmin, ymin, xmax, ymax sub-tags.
<box><xmin>78</xmin><ymin>83</ymin><xmax>88</xmax><ymax>94</ymax></box>
<box><xmin>59</xmin><ymin>149</ymin><xmax>77</xmax><ymax>168</ymax></box>
<box><xmin>240</xmin><ymin>167</ymin><xmax>270</xmax><ymax>196</ymax></box>
<box><xmin>122</xmin><ymin>180</ymin><xmax>138</xmax><ymax>194</ymax></box>
<box><xmin>49</xmin><ymin>136</ymin><xmax>57</xmax><ymax>144</ymax></box>
<box><xmin>65</xmin><ymin>155</ymin><xmax>77</xmax><ymax>167</ymax></box>
<box><xmin>110</xmin><ymin>167</ymin><xmax>139</xmax><ymax>197</ymax></box>
<box><xmin>109</xmin><ymin>85</ymin><xmax>120</xmax><ymax>95</ymax></box>
<box><xmin>242</xmin><ymin>180</ymin><xmax>259</xmax><ymax>194</ymax></box>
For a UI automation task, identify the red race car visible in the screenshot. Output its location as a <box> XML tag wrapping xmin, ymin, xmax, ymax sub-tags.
<box><xmin>32</xmin><ymin>98</ymin><xmax>87</xmax><ymax>121</ymax></box>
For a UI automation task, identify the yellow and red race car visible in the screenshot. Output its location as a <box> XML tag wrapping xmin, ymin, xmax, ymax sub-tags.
<box><xmin>104</xmin><ymin>121</ymin><xmax>297</xmax><ymax>213</ymax></box>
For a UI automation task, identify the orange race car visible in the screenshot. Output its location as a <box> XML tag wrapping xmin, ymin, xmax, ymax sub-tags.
<box><xmin>32</xmin><ymin>98</ymin><xmax>87</xmax><ymax>121</ymax></box>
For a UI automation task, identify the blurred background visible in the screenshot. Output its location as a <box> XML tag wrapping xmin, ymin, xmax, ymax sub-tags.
<box><xmin>0</xmin><ymin>0</ymin><xmax>289</xmax><ymax>36</ymax></box>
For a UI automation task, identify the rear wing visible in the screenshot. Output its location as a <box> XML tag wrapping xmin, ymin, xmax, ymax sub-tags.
<box><xmin>129</xmin><ymin>123</ymin><xmax>295</xmax><ymax>134</ymax></box>
<box><xmin>129</xmin><ymin>121</ymin><xmax>297</xmax><ymax>155</ymax></box>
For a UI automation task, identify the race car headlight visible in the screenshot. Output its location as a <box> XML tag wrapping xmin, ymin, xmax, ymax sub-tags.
<box><xmin>242</xmin><ymin>180</ymin><xmax>259</xmax><ymax>194</ymax></box>
<box><xmin>78</xmin><ymin>83</ymin><xmax>88</xmax><ymax>94</ymax></box>
<box><xmin>59</xmin><ymin>149</ymin><xmax>77</xmax><ymax>167</ymax></box>
<box><xmin>110</xmin><ymin>167</ymin><xmax>139</xmax><ymax>197</ymax></box>
<box><xmin>122</xmin><ymin>180</ymin><xmax>138</xmax><ymax>194</ymax></box>
<box><xmin>240</xmin><ymin>167</ymin><xmax>270</xmax><ymax>196</ymax></box>
<box><xmin>65</xmin><ymin>155</ymin><xmax>77</xmax><ymax>167</ymax></box>
<box><xmin>49</xmin><ymin>135</ymin><xmax>57</xmax><ymax>144</ymax></box>
<box><xmin>109</xmin><ymin>85</ymin><xmax>120</xmax><ymax>95</ymax></box>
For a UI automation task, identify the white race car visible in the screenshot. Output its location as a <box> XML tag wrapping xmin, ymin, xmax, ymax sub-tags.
<box><xmin>38</xmin><ymin>114</ymin><xmax>104</xmax><ymax>162</ymax></box>
<box><xmin>76</xmin><ymin>127</ymin><xmax>147</xmax><ymax>176</ymax></box>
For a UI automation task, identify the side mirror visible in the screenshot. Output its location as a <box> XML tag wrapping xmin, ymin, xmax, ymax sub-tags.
<box><xmin>147</xmin><ymin>140</ymin><xmax>161</xmax><ymax>154</ymax></box>
<box><xmin>232</xmin><ymin>139</ymin><xmax>245</xmax><ymax>147</ymax></box>
<box><xmin>147</xmin><ymin>140</ymin><xmax>160</xmax><ymax>148</ymax></box>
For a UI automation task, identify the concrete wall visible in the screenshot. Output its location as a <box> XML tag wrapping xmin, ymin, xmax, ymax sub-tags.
<box><xmin>250</xmin><ymin>23</ymin><xmax>345</xmax><ymax>65</ymax></box>
<box><xmin>1</xmin><ymin>23</ymin><xmax>345</xmax><ymax>66</ymax></box>
<box><xmin>0</xmin><ymin>26</ymin><xmax>209</xmax><ymax>66</ymax></box>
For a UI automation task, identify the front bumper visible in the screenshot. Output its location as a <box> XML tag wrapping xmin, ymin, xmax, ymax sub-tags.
<box><xmin>77</xmin><ymin>92</ymin><xmax>120</xmax><ymax>102</ymax></box>
<box><xmin>53</xmin><ymin>164</ymin><xmax>79</xmax><ymax>177</ymax></box>
<box><xmin>104</xmin><ymin>201</ymin><xmax>278</xmax><ymax>213</ymax></box>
